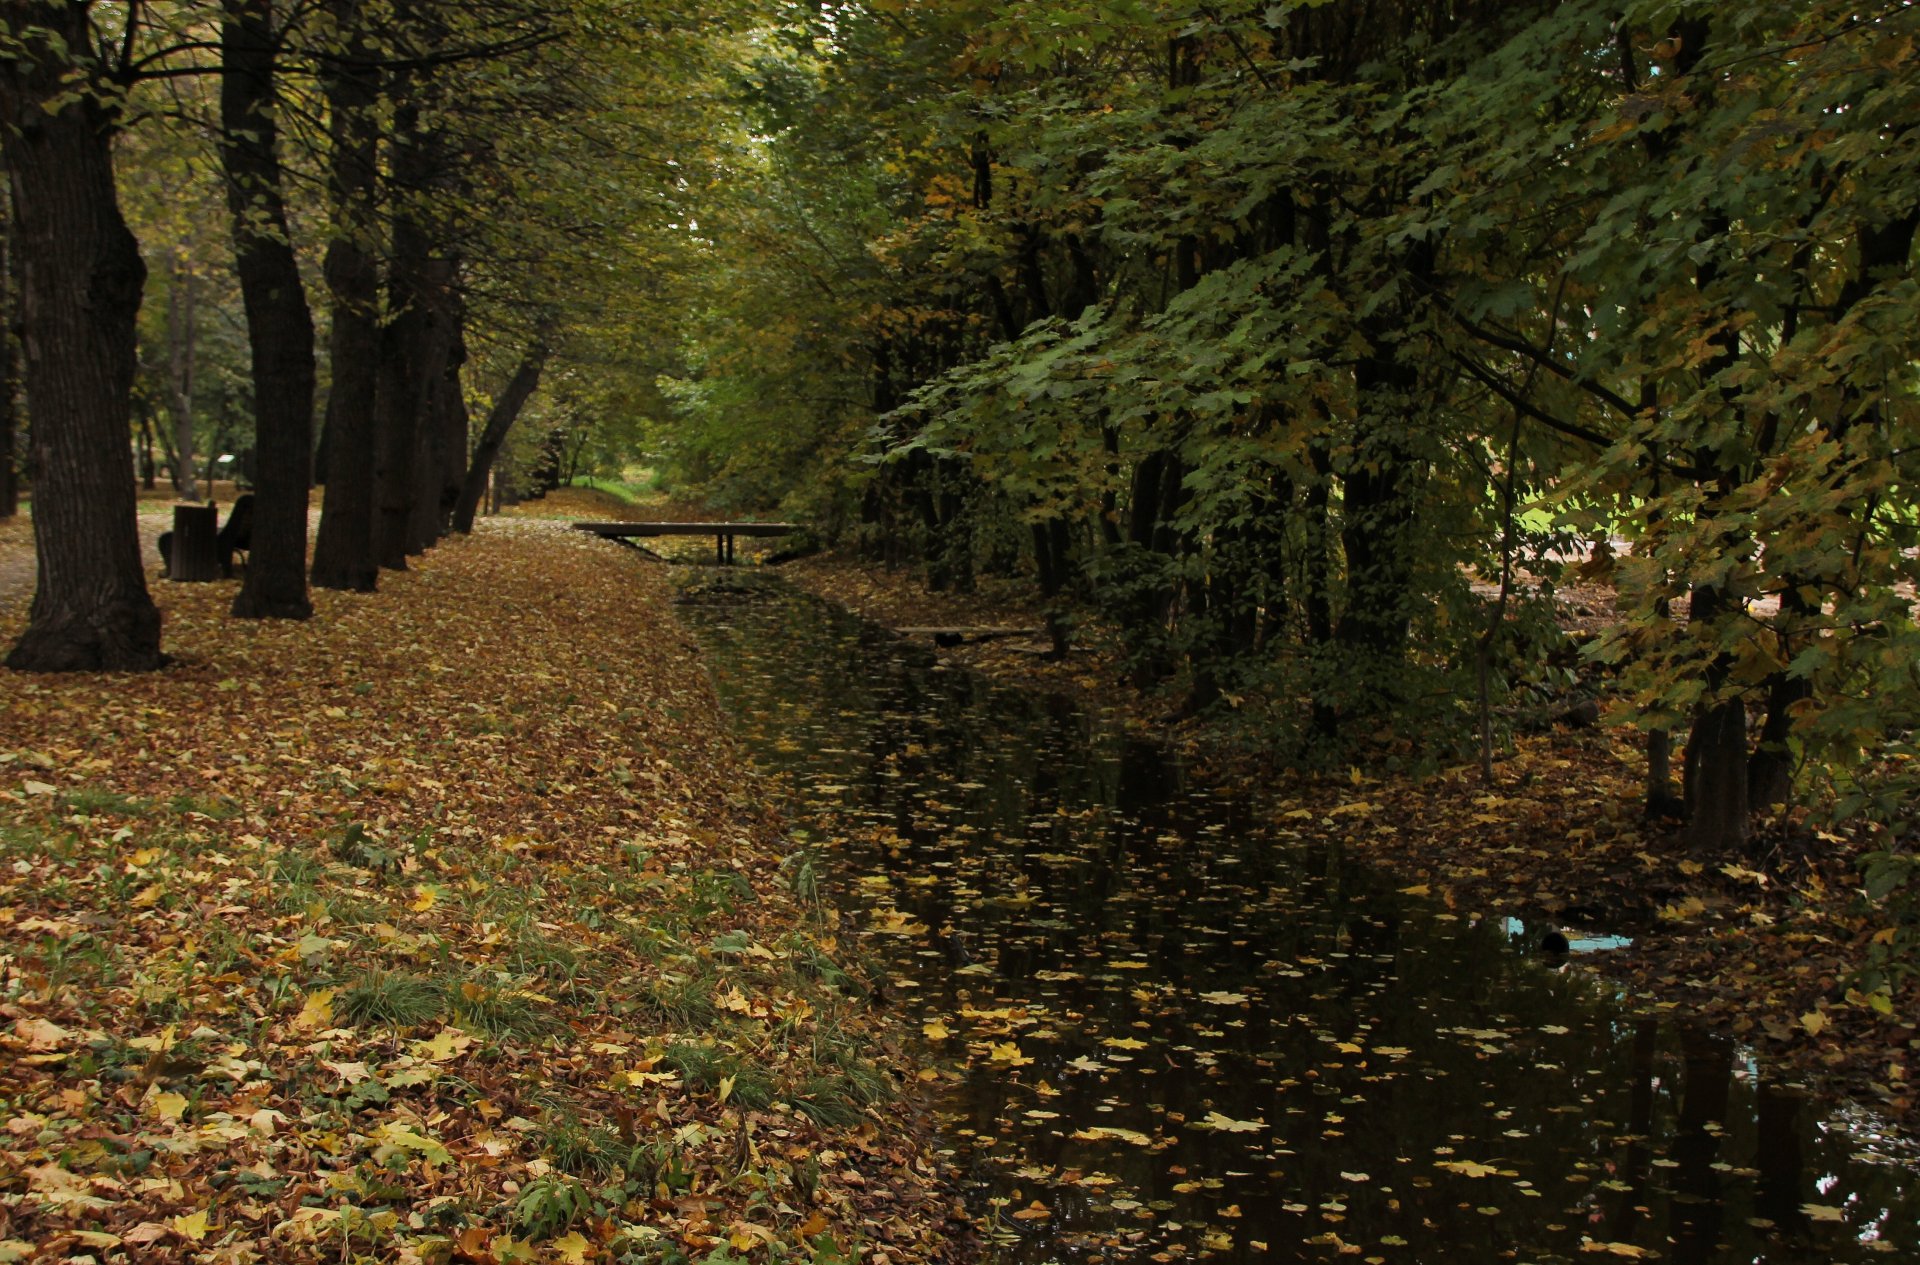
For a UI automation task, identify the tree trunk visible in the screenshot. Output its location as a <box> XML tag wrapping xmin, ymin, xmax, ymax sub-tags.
<box><xmin>437</xmin><ymin>322</ymin><xmax>469</xmax><ymax>529</ymax></box>
<box><xmin>166</xmin><ymin>247</ymin><xmax>199</xmax><ymax>500</ymax></box>
<box><xmin>0</xmin><ymin>187</ymin><xmax>15</xmax><ymax>520</ymax></box>
<box><xmin>373</xmin><ymin>293</ymin><xmax>423</xmax><ymax>570</ymax></box>
<box><xmin>1682</xmin><ymin>584</ymin><xmax>1750</xmax><ymax>852</ymax></box>
<box><xmin>1336</xmin><ymin>326</ymin><xmax>1420</xmax><ymax>675</ymax></box>
<box><xmin>453</xmin><ymin>338</ymin><xmax>548</xmax><ymax>534</ymax></box>
<box><xmin>1</xmin><ymin>4</ymin><xmax>163</xmax><ymax>672</ymax></box>
<box><xmin>136</xmin><ymin>396</ymin><xmax>158</xmax><ymax>490</ymax></box>
<box><xmin>309</xmin><ymin>0</ymin><xmax>382</xmax><ymax>593</ymax></box>
<box><xmin>220</xmin><ymin>0</ymin><xmax>316</xmax><ymax>620</ymax></box>
<box><xmin>399</xmin><ymin>280</ymin><xmax>455</xmax><ymax>556</ymax></box>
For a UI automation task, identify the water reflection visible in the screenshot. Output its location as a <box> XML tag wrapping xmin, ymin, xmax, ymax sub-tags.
<box><xmin>676</xmin><ymin>576</ymin><xmax>1918</xmax><ymax>1264</ymax></box>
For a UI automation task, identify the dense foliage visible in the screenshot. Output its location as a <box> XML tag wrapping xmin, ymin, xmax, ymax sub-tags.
<box><xmin>661</xmin><ymin>1</ymin><xmax>1920</xmax><ymax>860</ymax></box>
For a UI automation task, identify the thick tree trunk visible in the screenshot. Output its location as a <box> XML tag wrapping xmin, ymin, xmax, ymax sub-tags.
<box><xmin>0</xmin><ymin>191</ymin><xmax>15</xmax><ymax>519</ymax></box>
<box><xmin>221</xmin><ymin>0</ymin><xmax>316</xmax><ymax>620</ymax></box>
<box><xmin>372</xmin><ymin>83</ymin><xmax>456</xmax><ymax>569</ymax></box>
<box><xmin>309</xmin><ymin>0</ymin><xmax>382</xmax><ymax>593</ymax></box>
<box><xmin>166</xmin><ymin>247</ymin><xmax>199</xmax><ymax>500</ymax></box>
<box><xmin>437</xmin><ymin>323</ymin><xmax>469</xmax><ymax>528</ymax></box>
<box><xmin>452</xmin><ymin>339</ymin><xmax>548</xmax><ymax>534</ymax></box>
<box><xmin>405</xmin><ymin>287</ymin><xmax>460</xmax><ymax>554</ymax></box>
<box><xmin>1</xmin><ymin>5</ymin><xmax>162</xmax><ymax>671</ymax></box>
<box><xmin>373</xmin><ymin>294</ymin><xmax>423</xmax><ymax>570</ymax></box>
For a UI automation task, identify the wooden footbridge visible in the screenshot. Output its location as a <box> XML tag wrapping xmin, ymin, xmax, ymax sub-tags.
<box><xmin>574</xmin><ymin>520</ymin><xmax>797</xmax><ymax>563</ymax></box>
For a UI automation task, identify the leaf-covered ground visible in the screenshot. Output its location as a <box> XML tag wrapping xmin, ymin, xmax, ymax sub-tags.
<box><xmin>782</xmin><ymin>552</ymin><xmax>1918</xmax><ymax>1126</ymax></box>
<box><xmin>0</xmin><ymin>521</ymin><xmax>967</xmax><ymax>1264</ymax></box>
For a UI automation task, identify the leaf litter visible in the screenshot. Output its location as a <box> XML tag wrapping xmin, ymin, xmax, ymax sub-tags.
<box><xmin>0</xmin><ymin>521</ymin><xmax>967</xmax><ymax>1264</ymax></box>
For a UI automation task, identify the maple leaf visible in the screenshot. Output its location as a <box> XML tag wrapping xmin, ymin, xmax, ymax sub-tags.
<box><xmin>1437</xmin><ymin>1160</ymin><xmax>1501</xmax><ymax>1178</ymax></box>
<box><xmin>294</xmin><ymin>987</ymin><xmax>335</xmax><ymax>1031</ymax></box>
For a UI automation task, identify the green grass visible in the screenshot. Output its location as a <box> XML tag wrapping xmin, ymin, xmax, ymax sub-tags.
<box><xmin>337</xmin><ymin>970</ymin><xmax>448</xmax><ymax>1028</ymax></box>
<box><xmin>572</xmin><ymin>470</ymin><xmax>657</xmax><ymax>504</ymax></box>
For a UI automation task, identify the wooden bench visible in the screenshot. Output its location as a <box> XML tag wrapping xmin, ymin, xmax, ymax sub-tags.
<box><xmin>573</xmin><ymin>521</ymin><xmax>798</xmax><ymax>564</ymax></box>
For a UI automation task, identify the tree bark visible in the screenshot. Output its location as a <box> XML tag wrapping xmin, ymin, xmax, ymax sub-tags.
<box><xmin>165</xmin><ymin>246</ymin><xmax>199</xmax><ymax>500</ymax></box>
<box><xmin>452</xmin><ymin>338</ymin><xmax>548</xmax><ymax>533</ymax></box>
<box><xmin>1</xmin><ymin>4</ymin><xmax>163</xmax><ymax>672</ymax></box>
<box><xmin>1682</xmin><ymin>587</ymin><xmax>1751</xmax><ymax>852</ymax></box>
<box><xmin>0</xmin><ymin>186</ymin><xmax>15</xmax><ymax>519</ymax></box>
<box><xmin>220</xmin><ymin>0</ymin><xmax>316</xmax><ymax>620</ymax></box>
<box><xmin>309</xmin><ymin>0</ymin><xmax>382</xmax><ymax>593</ymax></box>
<box><xmin>371</xmin><ymin>88</ymin><xmax>452</xmax><ymax>569</ymax></box>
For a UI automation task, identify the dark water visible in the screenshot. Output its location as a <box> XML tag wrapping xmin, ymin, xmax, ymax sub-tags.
<box><xmin>676</xmin><ymin>575</ymin><xmax>1918</xmax><ymax>1265</ymax></box>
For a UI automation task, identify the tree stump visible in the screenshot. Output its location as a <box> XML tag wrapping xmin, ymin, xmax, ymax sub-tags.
<box><xmin>169</xmin><ymin>504</ymin><xmax>220</xmax><ymax>582</ymax></box>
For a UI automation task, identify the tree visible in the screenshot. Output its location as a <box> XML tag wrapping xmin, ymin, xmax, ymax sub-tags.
<box><xmin>220</xmin><ymin>0</ymin><xmax>316</xmax><ymax>619</ymax></box>
<box><xmin>308</xmin><ymin>0</ymin><xmax>383</xmax><ymax>591</ymax></box>
<box><xmin>1</xmin><ymin>2</ymin><xmax>162</xmax><ymax>672</ymax></box>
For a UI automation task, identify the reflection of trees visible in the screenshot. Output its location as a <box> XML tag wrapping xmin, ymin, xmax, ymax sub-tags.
<box><xmin>1755</xmin><ymin>1081</ymin><xmax>1813</xmax><ymax>1242</ymax></box>
<box><xmin>1605</xmin><ymin>1020</ymin><xmax>1659</xmax><ymax>1243</ymax></box>
<box><xmin>1668</xmin><ymin>1024</ymin><xmax>1733</xmax><ymax>1265</ymax></box>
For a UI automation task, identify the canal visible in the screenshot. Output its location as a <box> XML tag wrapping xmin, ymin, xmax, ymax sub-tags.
<box><xmin>676</xmin><ymin>573</ymin><xmax>1917</xmax><ymax>1265</ymax></box>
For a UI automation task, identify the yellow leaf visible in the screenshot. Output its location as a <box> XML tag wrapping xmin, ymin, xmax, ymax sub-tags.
<box><xmin>1103</xmin><ymin>1036</ymin><xmax>1148</xmax><ymax>1050</ymax></box>
<box><xmin>151</xmin><ymin>1091</ymin><xmax>188</xmax><ymax>1122</ymax></box>
<box><xmin>295</xmin><ymin>988</ymin><xmax>335</xmax><ymax>1032</ymax></box>
<box><xmin>1195</xmin><ymin>1110</ymin><xmax>1265</xmax><ymax>1133</ymax></box>
<box><xmin>16</xmin><ymin>1017</ymin><xmax>70</xmax><ymax>1050</ymax></box>
<box><xmin>1799</xmin><ymin>1010</ymin><xmax>1830</xmax><ymax>1037</ymax></box>
<box><xmin>410</xmin><ymin>885</ymin><xmax>438</xmax><ymax>912</ymax></box>
<box><xmin>172</xmin><ymin>1210</ymin><xmax>210</xmax><ymax>1242</ymax></box>
<box><xmin>989</xmin><ymin>1042</ymin><xmax>1033</xmax><ymax>1066</ymax></box>
<box><xmin>718</xmin><ymin>1073</ymin><xmax>736</xmax><ymax>1103</ymax></box>
<box><xmin>1657</xmin><ymin>895</ymin><xmax>1706</xmax><ymax>921</ymax></box>
<box><xmin>1069</xmin><ymin>1125</ymin><xmax>1154</xmax><ymax>1146</ymax></box>
<box><xmin>923</xmin><ymin>1018</ymin><xmax>951</xmax><ymax>1040</ymax></box>
<box><xmin>1399</xmin><ymin>884</ymin><xmax>1430</xmax><ymax>896</ymax></box>
<box><xmin>1801</xmin><ymin>1203</ymin><xmax>1845</xmax><ymax>1222</ymax></box>
<box><xmin>131</xmin><ymin>883</ymin><xmax>166</xmax><ymax>907</ymax></box>
<box><xmin>552</xmin><ymin>1231</ymin><xmax>591</xmax><ymax>1264</ymax></box>
<box><xmin>1437</xmin><ymin>1159</ymin><xmax>1499</xmax><ymax>1178</ymax></box>
<box><xmin>413</xmin><ymin>1028</ymin><xmax>470</xmax><ymax>1062</ymax></box>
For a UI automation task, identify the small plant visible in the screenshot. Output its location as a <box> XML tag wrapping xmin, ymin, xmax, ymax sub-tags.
<box><xmin>543</xmin><ymin>1112</ymin><xmax>639</xmax><ymax>1178</ymax></box>
<box><xmin>514</xmin><ymin>1172</ymin><xmax>592</xmax><ymax>1239</ymax></box>
<box><xmin>330</xmin><ymin>822</ymin><xmax>398</xmax><ymax>873</ymax></box>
